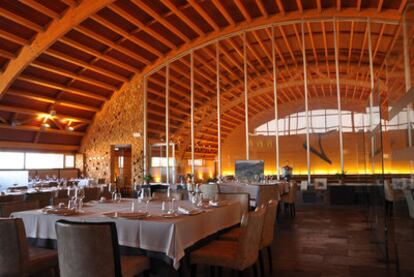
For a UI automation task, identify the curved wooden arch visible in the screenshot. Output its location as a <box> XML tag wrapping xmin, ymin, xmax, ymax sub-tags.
<box><xmin>0</xmin><ymin>0</ymin><xmax>116</xmax><ymax>100</ymax></box>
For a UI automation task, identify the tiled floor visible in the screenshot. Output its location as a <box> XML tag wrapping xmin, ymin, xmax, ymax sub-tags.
<box><xmin>153</xmin><ymin>205</ymin><xmax>414</xmax><ymax>277</ymax></box>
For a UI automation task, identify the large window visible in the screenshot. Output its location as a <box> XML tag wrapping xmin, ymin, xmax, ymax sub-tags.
<box><xmin>25</xmin><ymin>153</ymin><xmax>64</xmax><ymax>169</ymax></box>
<box><xmin>0</xmin><ymin>152</ymin><xmax>75</xmax><ymax>170</ymax></box>
<box><xmin>254</xmin><ymin>109</ymin><xmax>372</xmax><ymax>136</ymax></box>
<box><xmin>0</xmin><ymin>152</ymin><xmax>25</xmax><ymax>169</ymax></box>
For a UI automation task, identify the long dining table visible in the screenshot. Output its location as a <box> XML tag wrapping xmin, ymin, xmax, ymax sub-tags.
<box><xmin>11</xmin><ymin>198</ymin><xmax>241</xmax><ymax>269</ymax></box>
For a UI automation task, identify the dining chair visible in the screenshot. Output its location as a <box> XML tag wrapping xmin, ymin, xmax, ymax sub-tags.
<box><xmin>220</xmin><ymin>200</ymin><xmax>279</xmax><ymax>274</ymax></box>
<box><xmin>200</xmin><ymin>183</ymin><xmax>219</xmax><ymax>200</ymax></box>
<box><xmin>24</xmin><ymin>191</ymin><xmax>53</xmax><ymax>208</ymax></box>
<box><xmin>0</xmin><ymin>200</ymin><xmax>40</xmax><ymax>217</ymax></box>
<box><xmin>216</xmin><ymin>192</ymin><xmax>250</xmax><ymax>220</ymax></box>
<box><xmin>190</xmin><ymin>207</ymin><xmax>266</xmax><ymax>277</ymax></box>
<box><xmin>281</xmin><ymin>181</ymin><xmax>297</xmax><ymax>217</ymax></box>
<box><xmin>55</xmin><ymin>220</ymin><xmax>150</xmax><ymax>277</ymax></box>
<box><xmin>255</xmin><ymin>185</ymin><xmax>279</xmax><ymax>207</ymax></box>
<box><xmin>84</xmin><ymin>187</ymin><xmax>102</xmax><ymax>202</ymax></box>
<box><xmin>0</xmin><ymin>218</ymin><xmax>58</xmax><ymax>276</ymax></box>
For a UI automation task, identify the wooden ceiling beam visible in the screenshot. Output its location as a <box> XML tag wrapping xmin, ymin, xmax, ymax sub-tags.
<box><xmin>399</xmin><ymin>0</ymin><xmax>408</xmax><ymax>13</ymax></box>
<box><xmin>0</xmin><ymin>141</ymin><xmax>79</xmax><ymax>151</ymax></box>
<box><xmin>45</xmin><ymin>49</ymin><xmax>127</xmax><ymax>83</ymax></box>
<box><xmin>256</xmin><ymin>0</ymin><xmax>268</xmax><ymax>17</ymax></box>
<box><xmin>0</xmin><ymin>6</ymin><xmax>44</xmax><ymax>33</ymax></box>
<box><xmin>188</xmin><ymin>0</ymin><xmax>220</xmax><ymax>31</ymax></box>
<box><xmin>275</xmin><ymin>0</ymin><xmax>285</xmax><ymax>15</ymax></box>
<box><xmin>107</xmin><ymin>5</ymin><xmax>175</xmax><ymax>51</ymax></box>
<box><xmin>0</xmin><ymin>29</ymin><xmax>29</xmax><ymax>45</ymax></box>
<box><xmin>59</xmin><ymin>36</ymin><xmax>141</xmax><ymax>72</ymax></box>
<box><xmin>211</xmin><ymin>0</ymin><xmax>235</xmax><ymax>26</ymax></box>
<box><xmin>160</xmin><ymin>0</ymin><xmax>204</xmax><ymax>37</ymax></box>
<box><xmin>89</xmin><ymin>14</ymin><xmax>162</xmax><ymax>57</ymax></box>
<box><xmin>0</xmin><ymin>0</ymin><xmax>116</xmax><ymax>101</ymax></box>
<box><xmin>0</xmin><ymin>49</ymin><xmax>15</xmax><ymax>59</ymax></box>
<box><xmin>6</xmin><ymin>89</ymin><xmax>99</xmax><ymax>112</ymax></box>
<box><xmin>61</xmin><ymin>0</ymin><xmax>79</xmax><ymax>8</ymax></box>
<box><xmin>31</xmin><ymin>60</ymin><xmax>116</xmax><ymax>91</ymax></box>
<box><xmin>0</xmin><ymin>123</ymin><xmax>84</xmax><ymax>136</ymax></box>
<box><xmin>235</xmin><ymin>0</ymin><xmax>252</xmax><ymax>22</ymax></box>
<box><xmin>18</xmin><ymin>75</ymin><xmax>108</xmax><ymax>102</ymax></box>
<box><xmin>132</xmin><ymin>0</ymin><xmax>190</xmax><ymax>43</ymax></box>
<box><xmin>0</xmin><ymin>104</ymin><xmax>91</xmax><ymax>124</ymax></box>
<box><xmin>19</xmin><ymin>0</ymin><xmax>61</xmax><ymax>19</ymax></box>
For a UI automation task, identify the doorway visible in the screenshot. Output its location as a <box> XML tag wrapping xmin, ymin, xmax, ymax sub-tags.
<box><xmin>110</xmin><ymin>145</ymin><xmax>132</xmax><ymax>189</ymax></box>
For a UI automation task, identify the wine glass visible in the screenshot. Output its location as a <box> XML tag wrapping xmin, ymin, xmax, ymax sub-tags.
<box><xmin>141</xmin><ymin>188</ymin><xmax>151</xmax><ymax>213</ymax></box>
<box><xmin>77</xmin><ymin>188</ymin><xmax>85</xmax><ymax>211</ymax></box>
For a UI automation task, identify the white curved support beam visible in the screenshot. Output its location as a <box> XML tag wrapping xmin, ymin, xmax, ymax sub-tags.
<box><xmin>0</xmin><ymin>0</ymin><xmax>116</xmax><ymax>100</ymax></box>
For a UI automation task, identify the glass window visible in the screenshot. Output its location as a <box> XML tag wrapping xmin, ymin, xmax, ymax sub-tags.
<box><xmin>25</xmin><ymin>153</ymin><xmax>64</xmax><ymax>169</ymax></box>
<box><xmin>187</xmin><ymin>159</ymin><xmax>204</xmax><ymax>166</ymax></box>
<box><xmin>0</xmin><ymin>152</ymin><xmax>24</xmax><ymax>169</ymax></box>
<box><xmin>64</xmin><ymin>155</ymin><xmax>75</xmax><ymax>168</ymax></box>
<box><xmin>151</xmin><ymin>157</ymin><xmax>174</xmax><ymax>167</ymax></box>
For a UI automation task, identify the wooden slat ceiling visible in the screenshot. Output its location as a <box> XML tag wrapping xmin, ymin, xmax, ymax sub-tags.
<box><xmin>0</xmin><ymin>0</ymin><xmax>408</xmax><ymax>154</ymax></box>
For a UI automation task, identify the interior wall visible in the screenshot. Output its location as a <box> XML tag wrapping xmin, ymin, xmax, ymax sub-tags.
<box><xmin>79</xmin><ymin>78</ymin><xmax>144</xmax><ymax>185</ymax></box>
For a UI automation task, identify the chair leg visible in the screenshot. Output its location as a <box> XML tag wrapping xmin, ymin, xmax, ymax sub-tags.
<box><xmin>267</xmin><ymin>246</ymin><xmax>273</xmax><ymax>273</ymax></box>
<box><xmin>252</xmin><ymin>263</ymin><xmax>258</xmax><ymax>277</ymax></box>
<box><xmin>259</xmin><ymin>250</ymin><xmax>264</xmax><ymax>276</ymax></box>
<box><xmin>191</xmin><ymin>264</ymin><xmax>197</xmax><ymax>277</ymax></box>
<box><xmin>293</xmin><ymin>203</ymin><xmax>296</xmax><ymax>217</ymax></box>
<box><xmin>289</xmin><ymin>204</ymin><xmax>293</xmax><ymax>218</ymax></box>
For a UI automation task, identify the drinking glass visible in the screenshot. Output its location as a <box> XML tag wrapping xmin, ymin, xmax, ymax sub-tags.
<box><xmin>141</xmin><ymin>188</ymin><xmax>151</xmax><ymax>213</ymax></box>
<box><xmin>77</xmin><ymin>187</ymin><xmax>85</xmax><ymax>211</ymax></box>
<box><xmin>114</xmin><ymin>192</ymin><xmax>122</xmax><ymax>203</ymax></box>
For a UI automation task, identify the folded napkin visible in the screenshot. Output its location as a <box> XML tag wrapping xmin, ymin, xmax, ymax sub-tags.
<box><xmin>178</xmin><ymin>206</ymin><xmax>192</xmax><ymax>214</ymax></box>
<box><xmin>208</xmin><ymin>200</ymin><xmax>219</xmax><ymax>207</ymax></box>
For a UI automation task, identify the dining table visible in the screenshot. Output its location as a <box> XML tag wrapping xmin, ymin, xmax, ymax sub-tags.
<box><xmin>11</xmin><ymin>198</ymin><xmax>241</xmax><ymax>269</ymax></box>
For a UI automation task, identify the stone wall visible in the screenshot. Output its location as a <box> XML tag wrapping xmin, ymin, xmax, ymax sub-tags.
<box><xmin>79</xmin><ymin>78</ymin><xmax>144</xmax><ymax>185</ymax></box>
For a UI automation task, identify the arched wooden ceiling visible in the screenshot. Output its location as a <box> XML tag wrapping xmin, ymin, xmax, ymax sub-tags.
<box><xmin>0</xmin><ymin>0</ymin><xmax>408</xmax><ymax>153</ymax></box>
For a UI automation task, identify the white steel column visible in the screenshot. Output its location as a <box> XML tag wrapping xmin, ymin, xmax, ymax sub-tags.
<box><xmin>403</xmin><ymin>11</ymin><xmax>413</xmax><ymax>147</ymax></box>
<box><xmin>190</xmin><ymin>52</ymin><xmax>195</xmax><ymax>183</ymax></box>
<box><xmin>243</xmin><ymin>32</ymin><xmax>250</xmax><ymax>160</ymax></box>
<box><xmin>301</xmin><ymin>21</ymin><xmax>311</xmax><ymax>184</ymax></box>
<box><xmin>334</xmin><ymin>18</ymin><xmax>344</xmax><ymax>173</ymax></box>
<box><xmin>165</xmin><ymin>65</ymin><xmax>170</xmax><ymax>184</ymax></box>
<box><xmin>216</xmin><ymin>42</ymin><xmax>222</xmax><ymax>177</ymax></box>
<box><xmin>143</xmin><ymin>77</ymin><xmax>148</xmax><ymax>177</ymax></box>
<box><xmin>367</xmin><ymin>19</ymin><xmax>375</xmax><ymax>173</ymax></box>
<box><xmin>272</xmin><ymin>26</ymin><xmax>280</xmax><ymax>179</ymax></box>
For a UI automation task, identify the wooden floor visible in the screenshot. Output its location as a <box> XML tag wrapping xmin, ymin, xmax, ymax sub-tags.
<box><xmin>152</xmin><ymin>205</ymin><xmax>414</xmax><ymax>277</ymax></box>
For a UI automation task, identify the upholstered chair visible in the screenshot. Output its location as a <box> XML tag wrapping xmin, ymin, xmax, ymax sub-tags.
<box><xmin>216</xmin><ymin>192</ymin><xmax>250</xmax><ymax>220</ymax></box>
<box><xmin>220</xmin><ymin>200</ymin><xmax>279</xmax><ymax>274</ymax></box>
<box><xmin>24</xmin><ymin>191</ymin><xmax>52</xmax><ymax>208</ymax></box>
<box><xmin>281</xmin><ymin>181</ymin><xmax>297</xmax><ymax>217</ymax></box>
<box><xmin>255</xmin><ymin>185</ymin><xmax>279</xmax><ymax>207</ymax></box>
<box><xmin>200</xmin><ymin>183</ymin><xmax>219</xmax><ymax>200</ymax></box>
<box><xmin>0</xmin><ymin>200</ymin><xmax>40</xmax><ymax>217</ymax></box>
<box><xmin>190</xmin><ymin>207</ymin><xmax>266</xmax><ymax>276</ymax></box>
<box><xmin>84</xmin><ymin>187</ymin><xmax>102</xmax><ymax>202</ymax></box>
<box><xmin>0</xmin><ymin>218</ymin><xmax>58</xmax><ymax>276</ymax></box>
<box><xmin>55</xmin><ymin>220</ymin><xmax>150</xmax><ymax>277</ymax></box>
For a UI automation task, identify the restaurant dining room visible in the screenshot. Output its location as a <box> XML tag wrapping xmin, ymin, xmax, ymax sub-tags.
<box><xmin>0</xmin><ymin>0</ymin><xmax>414</xmax><ymax>276</ymax></box>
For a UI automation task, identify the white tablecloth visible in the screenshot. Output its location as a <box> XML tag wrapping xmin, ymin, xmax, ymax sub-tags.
<box><xmin>12</xmin><ymin>199</ymin><xmax>240</xmax><ymax>269</ymax></box>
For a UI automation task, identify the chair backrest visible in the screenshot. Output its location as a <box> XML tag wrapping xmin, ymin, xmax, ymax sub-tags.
<box><xmin>24</xmin><ymin>192</ymin><xmax>52</xmax><ymax>208</ymax></box>
<box><xmin>0</xmin><ymin>194</ymin><xmax>25</xmax><ymax>203</ymax></box>
<box><xmin>98</xmin><ymin>178</ymin><xmax>106</xmax><ymax>184</ymax></box>
<box><xmin>217</xmin><ymin>192</ymin><xmax>250</xmax><ymax>220</ymax></box>
<box><xmin>256</xmin><ymin>185</ymin><xmax>279</xmax><ymax>207</ymax></box>
<box><xmin>0</xmin><ymin>218</ymin><xmax>30</xmax><ymax>276</ymax></box>
<box><xmin>55</xmin><ymin>220</ymin><xmax>122</xmax><ymax>277</ymax></box>
<box><xmin>236</xmin><ymin>207</ymin><xmax>266</xmax><ymax>270</ymax></box>
<box><xmin>286</xmin><ymin>181</ymin><xmax>297</xmax><ymax>203</ymax></box>
<box><xmin>261</xmin><ymin>200</ymin><xmax>278</xmax><ymax>248</ymax></box>
<box><xmin>84</xmin><ymin>187</ymin><xmax>101</xmax><ymax>202</ymax></box>
<box><xmin>200</xmin><ymin>183</ymin><xmax>219</xmax><ymax>200</ymax></box>
<box><xmin>0</xmin><ymin>200</ymin><xmax>40</xmax><ymax>217</ymax></box>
